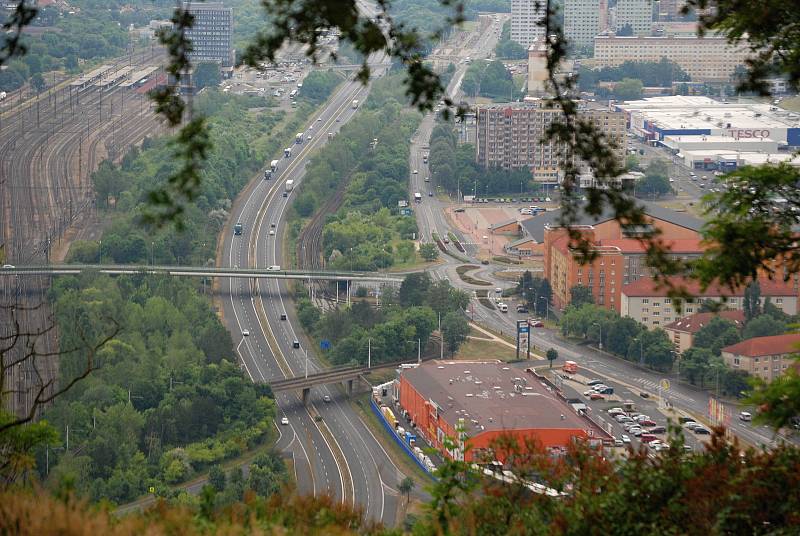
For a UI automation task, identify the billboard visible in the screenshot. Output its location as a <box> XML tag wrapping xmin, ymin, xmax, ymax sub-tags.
<box><xmin>516</xmin><ymin>320</ymin><xmax>530</xmax><ymax>360</ymax></box>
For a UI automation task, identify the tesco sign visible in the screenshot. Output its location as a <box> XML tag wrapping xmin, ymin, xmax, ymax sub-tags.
<box><xmin>727</xmin><ymin>129</ymin><xmax>771</xmax><ymax>139</ymax></box>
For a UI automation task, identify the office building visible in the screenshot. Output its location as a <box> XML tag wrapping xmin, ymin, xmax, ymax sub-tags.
<box><xmin>475</xmin><ymin>102</ymin><xmax>626</xmax><ymax>183</ymax></box>
<box><xmin>594</xmin><ymin>35</ymin><xmax>752</xmax><ymax>81</ymax></box>
<box><xmin>615</xmin><ymin>0</ymin><xmax>653</xmax><ymax>35</ymax></box>
<box><xmin>511</xmin><ymin>0</ymin><xmax>546</xmax><ymax>47</ymax></box>
<box><xmin>182</xmin><ymin>2</ymin><xmax>233</xmax><ymax>67</ymax></box>
<box><xmin>563</xmin><ymin>0</ymin><xmax>601</xmax><ymax>49</ymax></box>
<box><xmin>397</xmin><ymin>360</ymin><xmax>611</xmax><ymax>462</ymax></box>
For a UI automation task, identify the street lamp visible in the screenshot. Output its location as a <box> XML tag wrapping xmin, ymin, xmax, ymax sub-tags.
<box><xmin>539</xmin><ymin>296</ymin><xmax>549</xmax><ymax>322</ymax></box>
<box><xmin>633</xmin><ymin>336</ymin><xmax>644</xmax><ymax>367</ymax></box>
<box><xmin>406</xmin><ymin>339</ymin><xmax>422</xmax><ymax>363</ymax></box>
<box><xmin>593</xmin><ymin>322</ymin><xmax>602</xmax><ymax>351</ymax></box>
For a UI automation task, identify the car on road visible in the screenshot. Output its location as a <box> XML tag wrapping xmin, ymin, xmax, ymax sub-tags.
<box><xmin>589</xmin><ymin>393</ymin><xmax>605</xmax><ymax>400</ymax></box>
<box><xmin>1</xmin><ymin>264</ymin><xmax>14</xmax><ymax>269</ymax></box>
<box><xmin>323</xmin><ymin>395</ymin><xmax>331</xmax><ymax>403</ymax></box>
<box><xmin>292</xmin><ymin>340</ymin><xmax>300</xmax><ymax>348</ymax></box>
<box><xmin>454</xmin><ymin>208</ymin><xmax>465</xmax><ymax>213</ymax></box>
<box><xmin>282</xmin><ymin>192</ymin><xmax>288</xmax><ymax>197</ymax></box>
<box><xmin>317</xmin><ymin>117</ymin><xmax>322</xmax><ymax>122</ymax></box>
<box><xmin>280</xmin><ymin>313</ymin><xmax>287</xmax><ymax>320</ymax></box>
<box><xmin>424</xmin><ymin>176</ymin><xmax>430</xmax><ymax>182</ymax></box>
<box><xmin>280</xmin><ymin>417</ymin><xmax>289</xmax><ymax>425</ymax></box>
<box><xmin>242</xmin><ymin>329</ymin><xmax>250</xmax><ymax>337</ymax></box>
<box><xmin>529</xmin><ymin>320</ymin><xmax>544</xmax><ymax>327</ymax></box>
<box><xmin>639</xmin><ymin>391</ymin><xmax>650</xmax><ymax>398</ymax></box>
<box><xmin>269</xmin><ymin>230</ymin><xmax>275</xmax><ymax>236</ymax></box>
<box><xmin>587</xmin><ymin>379</ymin><xmax>603</xmax><ymax>386</ymax></box>
<box><xmin>621</xmin><ymin>434</ymin><xmax>631</xmax><ymax>444</ymax></box>
<box><xmin>271</xmin><ymin>223</ymin><xmax>276</xmax><ymax>228</ymax></box>
<box><xmin>428</xmin><ymin>191</ymin><xmax>433</xmax><ymax>197</ymax></box>
<box><xmin>693</xmin><ymin>426</ymin><xmax>711</xmax><ymax>435</ymax></box>
<box><xmin>268</xmin><ymin>265</ymin><xmax>281</xmax><ymax>271</ymax></box>
<box><xmin>739</xmin><ymin>411</ymin><xmax>752</xmax><ymax>422</ymax></box>
<box><xmin>412</xmin><ymin>169</ymin><xmax>418</xmax><ymax>174</ymax></box>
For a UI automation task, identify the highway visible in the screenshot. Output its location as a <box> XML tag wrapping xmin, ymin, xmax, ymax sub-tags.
<box><xmin>220</xmin><ymin>56</ymin><xmax>408</xmax><ymax>524</ymax></box>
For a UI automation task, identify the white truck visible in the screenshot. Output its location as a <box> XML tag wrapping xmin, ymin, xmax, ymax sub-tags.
<box><xmin>296</xmin><ymin>132</ymin><xmax>304</xmax><ymax>144</ymax></box>
<box><xmin>414</xmin><ymin>192</ymin><xmax>422</xmax><ymax>203</ymax></box>
<box><xmin>285</xmin><ymin>179</ymin><xmax>295</xmax><ymax>192</ymax></box>
<box><xmin>284</xmin><ymin>147</ymin><xmax>292</xmax><ymax>158</ymax></box>
<box><xmin>352</xmin><ymin>99</ymin><xmax>359</xmax><ymax>109</ymax></box>
<box><xmin>270</xmin><ymin>159</ymin><xmax>279</xmax><ymax>172</ymax></box>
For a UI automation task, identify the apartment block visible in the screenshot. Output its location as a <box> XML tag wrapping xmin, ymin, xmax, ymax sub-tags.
<box><xmin>722</xmin><ymin>334</ymin><xmax>800</xmax><ymax>383</ymax></box>
<box><xmin>620</xmin><ymin>278</ymin><xmax>798</xmax><ymax>330</ymax></box>
<box><xmin>563</xmin><ymin>0</ymin><xmax>601</xmax><ymax>49</ymax></box>
<box><xmin>615</xmin><ymin>0</ymin><xmax>653</xmax><ymax>35</ymax></box>
<box><xmin>511</xmin><ymin>0</ymin><xmax>546</xmax><ymax>47</ymax></box>
<box><xmin>594</xmin><ymin>35</ymin><xmax>751</xmax><ymax>82</ymax></box>
<box><xmin>183</xmin><ymin>2</ymin><xmax>233</xmax><ymax>67</ymax></box>
<box><xmin>475</xmin><ymin>102</ymin><xmax>626</xmax><ymax>183</ymax></box>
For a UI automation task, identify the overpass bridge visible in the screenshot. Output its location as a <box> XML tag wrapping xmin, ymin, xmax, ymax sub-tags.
<box><xmin>269</xmin><ymin>358</ymin><xmax>423</xmax><ymax>404</ymax></box>
<box><xmin>0</xmin><ymin>264</ymin><xmax>404</xmax><ymax>283</ymax></box>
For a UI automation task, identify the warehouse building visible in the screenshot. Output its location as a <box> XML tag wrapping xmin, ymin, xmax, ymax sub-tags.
<box><xmin>397</xmin><ymin>360</ymin><xmax>610</xmax><ymax>462</ymax></box>
<box><xmin>617</xmin><ymin>96</ymin><xmax>800</xmax><ymax>148</ymax></box>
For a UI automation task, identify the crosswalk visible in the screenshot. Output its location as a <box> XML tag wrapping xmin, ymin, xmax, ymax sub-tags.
<box><xmin>637</xmin><ymin>378</ymin><xmax>695</xmax><ymax>404</ymax></box>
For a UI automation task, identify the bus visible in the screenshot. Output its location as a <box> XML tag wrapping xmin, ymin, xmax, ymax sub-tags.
<box><xmin>562</xmin><ymin>361</ymin><xmax>578</xmax><ymax>374</ymax></box>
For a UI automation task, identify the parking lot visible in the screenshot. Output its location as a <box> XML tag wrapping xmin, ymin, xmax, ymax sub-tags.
<box><xmin>560</xmin><ymin>373</ymin><xmax>709</xmax><ymax>454</ymax></box>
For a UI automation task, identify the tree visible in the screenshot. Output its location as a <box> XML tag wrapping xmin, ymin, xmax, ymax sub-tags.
<box><xmin>636</xmin><ymin>173</ymin><xmax>671</xmax><ymax>197</ymax></box>
<box><xmin>442</xmin><ymin>312</ymin><xmax>469</xmax><ymax>354</ymax></box>
<box><xmin>419</xmin><ymin>242</ymin><xmax>439</xmax><ymax>261</ymax></box>
<box><xmin>742</xmin><ymin>281</ymin><xmax>762</xmax><ymax>322</ymax></box>
<box><xmin>208</xmin><ymin>465</ymin><xmax>226</xmax><ymax>492</ymax></box>
<box><xmin>569</xmin><ymin>285</ymin><xmax>594</xmax><ymax>308</ymax></box>
<box><xmin>625</xmin><ymin>154</ymin><xmax>641</xmax><ymax>171</ymax></box>
<box><xmin>742</xmin><ymin>314</ymin><xmax>787</xmax><ymax>339</ymax></box>
<box><xmin>399</xmin><ymin>272</ymin><xmax>432</xmax><ymax>307</ymax></box>
<box><xmin>612</xmin><ymin>78</ymin><xmax>643</xmax><ymax>100</ymax></box>
<box><xmin>399</xmin><ymin>476</ymin><xmax>415</xmax><ymax>504</ymax></box>
<box><xmin>30</xmin><ymin>72</ymin><xmax>45</xmax><ymax>92</ymax></box>
<box><xmin>694</xmin><ymin>317</ymin><xmax>742</xmax><ymax>356</ymax></box>
<box><xmin>680</xmin><ymin>347</ymin><xmax>715</xmax><ymax>387</ymax></box>
<box><xmin>193</xmin><ymin>62</ymin><xmax>221</xmax><ymax>90</ymax></box>
<box><xmin>546</xmin><ymin>348</ymin><xmax>558</xmax><ymax>368</ymax></box>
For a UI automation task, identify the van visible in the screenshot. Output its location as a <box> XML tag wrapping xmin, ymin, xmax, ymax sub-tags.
<box><xmin>739</xmin><ymin>411</ymin><xmax>752</xmax><ymax>422</ymax></box>
<box><xmin>498</xmin><ymin>303</ymin><xmax>509</xmax><ymax>313</ymax></box>
<box><xmin>268</xmin><ymin>265</ymin><xmax>281</xmax><ymax>271</ymax></box>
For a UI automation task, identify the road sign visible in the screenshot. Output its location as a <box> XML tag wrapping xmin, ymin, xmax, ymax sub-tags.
<box><xmin>320</xmin><ymin>339</ymin><xmax>331</xmax><ymax>350</ymax></box>
<box><xmin>660</xmin><ymin>379</ymin><xmax>671</xmax><ymax>391</ymax></box>
<box><xmin>149</xmin><ymin>486</ymin><xmax>155</xmax><ymax>494</ymax></box>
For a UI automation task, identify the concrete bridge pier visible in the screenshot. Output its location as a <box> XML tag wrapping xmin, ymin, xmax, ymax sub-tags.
<box><xmin>346</xmin><ymin>378</ymin><xmax>354</xmax><ymax>397</ymax></box>
<box><xmin>302</xmin><ymin>387</ymin><xmax>310</xmax><ymax>406</ymax></box>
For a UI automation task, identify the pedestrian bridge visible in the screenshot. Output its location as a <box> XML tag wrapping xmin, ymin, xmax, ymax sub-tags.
<box><xmin>1</xmin><ymin>264</ymin><xmax>404</xmax><ymax>283</ymax></box>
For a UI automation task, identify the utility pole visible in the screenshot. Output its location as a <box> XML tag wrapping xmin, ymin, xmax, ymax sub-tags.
<box><xmin>305</xmin><ymin>347</ymin><xmax>309</xmax><ymax>379</ymax></box>
<box><xmin>418</xmin><ymin>339</ymin><xmax>421</xmax><ymax>364</ymax></box>
<box><xmin>368</xmin><ymin>338</ymin><xmax>371</xmax><ymax>369</ymax></box>
<box><xmin>439</xmin><ymin>313</ymin><xmax>444</xmax><ymax>359</ymax></box>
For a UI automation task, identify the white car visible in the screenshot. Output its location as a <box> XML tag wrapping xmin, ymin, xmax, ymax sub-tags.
<box><xmin>621</xmin><ymin>434</ymin><xmax>631</xmax><ymax>444</ymax></box>
<box><xmin>317</xmin><ymin>117</ymin><xmax>322</xmax><ymax>122</ymax></box>
<box><xmin>280</xmin><ymin>417</ymin><xmax>289</xmax><ymax>425</ymax></box>
<box><xmin>242</xmin><ymin>329</ymin><xmax>250</xmax><ymax>337</ymax></box>
<box><xmin>412</xmin><ymin>169</ymin><xmax>419</xmax><ymax>174</ymax></box>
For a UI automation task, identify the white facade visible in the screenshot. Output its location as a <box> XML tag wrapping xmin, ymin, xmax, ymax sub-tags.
<box><xmin>663</xmin><ymin>135</ymin><xmax>780</xmax><ymax>154</ymax></box>
<box><xmin>615</xmin><ymin>0</ymin><xmax>653</xmax><ymax>35</ymax></box>
<box><xmin>511</xmin><ymin>0</ymin><xmax>546</xmax><ymax>47</ymax></box>
<box><xmin>564</xmin><ymin>0</ymin><xmax>601</xmax><ymax>49</ymax></box>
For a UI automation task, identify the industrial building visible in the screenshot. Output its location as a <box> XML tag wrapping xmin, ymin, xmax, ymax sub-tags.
<box><xmin>396</xmin><ymin>360</ymin><xmax>611</xmax><ymax>462</ymax></box>
<box><xmin>617</xmin><ymin>96</ymin><xmax>800</xmax><ymax>148</ymax></box>
<box><xmin>182</xmin><ymin>2</ymin><xmax>234</xmax><ymax>68</ymax></box>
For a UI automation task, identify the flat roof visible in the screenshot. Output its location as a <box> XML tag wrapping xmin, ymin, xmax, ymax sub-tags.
<box><xmin>664</xmin><ymin>135</ymin><xmax>776</xmax><ymax>143</ymax></box>
<box><xmin>617</xmin><ymin>96</ymin><xmax>800</xmax><ymax>131</ymax></box>
<box><xmin>401</xmin><ymin>360</ymin><xmax>599</xmax><ymax>436</ymax></box>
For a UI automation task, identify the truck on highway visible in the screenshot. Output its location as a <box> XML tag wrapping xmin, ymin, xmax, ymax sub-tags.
<box><xmin>352</xmin><ymin>99</ymin><xmax>359</xmax><ymax>109</ymax></box>
<box><xmin>284</xmin><ymin>147</ymin><xmax>292</xmax><ymax>158</ymax></box>
<box><xmin>270</xmin><ymin>159</ymin><xmax>279</xmax><ymax>172</ymax></box>
<box><xmin>285</xmin><ymin>179</ymin><xmax>295</xmax><ymax>192</ymax></box>
<box><xmin>296</xmin><ymin>132</ymin><xmax>304</xmax><ymax>144</ymax></box>
<box><xmin>414</xmin><ymin>192</ymin><xmax>422</xmax><ymax>203</ymax></box>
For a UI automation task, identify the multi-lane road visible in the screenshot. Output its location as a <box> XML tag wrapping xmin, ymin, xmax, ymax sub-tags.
<box><xmin>220</xmin><ymin>57</ymin><xmax>413</xmax><ymax>524</ymax></box>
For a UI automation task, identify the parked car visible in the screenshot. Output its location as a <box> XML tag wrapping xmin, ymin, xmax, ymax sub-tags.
<box><xmin>587</xmin><ymin>379</ymin><xmax>604</xmax><ymax>386</ymax></box>
<box><xmin>639</xmin><ymin>419</ymin><xmax>657</xmax><ymax>427</ymax></box>
<box><xmin>693</xmin><ymin>426</ymin><xmax>711</xmax><ymax>435</ymax></box>
<box><xmin>647</xmin><ymin>426</ymin><xmax>667</xmax><ymax>434</ymax></box>
<box><xmin>640</xmin><ymin>434</ymin><xmax>659</xmax><ymax>443</ymax></box>
<box><xmin>621</xmin><ymin>434</ymin><xmax>631</xmax><ymax>444</ymax></box>
<box><xmin>684</xmin><ymin>421</ymin><xmax>700</xmax><ymax>430</ymax></box>
<box><xmin>614</xmin><ymin>438</ymin><xmax>624</xmax><ymax>447</ymax></box>
<box><xmin>589</xmin><ymin>393</ymin><xmax>605</xmax><ymax>401</ymax></box>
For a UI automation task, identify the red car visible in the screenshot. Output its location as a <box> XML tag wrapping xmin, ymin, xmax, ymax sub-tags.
<box><xmin>529</xmin><ymin>320</ymin><xmax>544</xmax><ymax>328</ymax></box>
<box><xmin>639</xmin><ymin>419</ymin><xmax>657</xmax><ymax>427</ymax></box>
<box><xmin>589</xmin><ymin>393</ymin><xmax>605</xmax><ymax>401</ymax></box>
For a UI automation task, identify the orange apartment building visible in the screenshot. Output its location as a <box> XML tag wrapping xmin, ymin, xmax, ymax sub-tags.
<box><xmin>397</xmin><ymin>360</ymin><xmax>610</xmax><ymax>463</ymax></box>
<box><xmin>542</xmin><ymin>204</ymin><xmax>705</xmax><ymax>311</ymax></box>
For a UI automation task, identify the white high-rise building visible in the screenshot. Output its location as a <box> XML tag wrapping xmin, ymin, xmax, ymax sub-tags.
<box><xmin>615</xmin><ymin>0</ymin><xmax>653</xmax><ymax>35</ymax></box>
<box><xmin>563</xmin><ymin>0</ymin><xmax>601</xmax><ymax>50</ymax></box>
<box><xmin>511</xmin><ymin>0</ymin><xmax>546</xmax><ymax>47</ymax></box>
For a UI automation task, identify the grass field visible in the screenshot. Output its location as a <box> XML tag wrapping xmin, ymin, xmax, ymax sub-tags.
<box><xmin>779</xmin><ymin>96</ymin><xmax>800</xmax><ymax>112</ymax></box>
<box><xmin>454</xmin><ymin>335</ymin><xmax>517</xmax><ymax>361</ymax></box>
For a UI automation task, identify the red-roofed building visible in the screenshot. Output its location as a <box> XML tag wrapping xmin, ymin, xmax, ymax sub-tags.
<box><xmin>721</xmin><ymin>334</ymin><xmax>800</xmax><ymax>382</ymax></box>
<box><xmin>664</xmin><ymin>310</ymin><xmax>745</xmax><ymax>353</ymax></box>
<box><xmin>621</xmin><ymin>277</ymin><xmax>798</xmax><ymax>330</ymax></box>
<box><xmin>543</xmin><ymin>210</ymin><xmax>706</xmax><ymax>312</ymax></box>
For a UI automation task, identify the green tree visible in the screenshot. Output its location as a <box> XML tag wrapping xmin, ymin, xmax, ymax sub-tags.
<box><xmin>742</xmin><ymin>314</ymin><xmax>787</xmax><ymax>339</ymax></box>
<box><xmin>193</xmin><ymin>62</ymin><xmax>221</xmax><ymax>90</ymax></box>
<box><xmin>546</xmin><ymin>348</ymin><xmax>558</xmax><ymax>368</ymax></box>
<box><xmin>30</xmin><ymin>72</ymin><xmax>45</xmax><ymax>92</ymax></box>
<box><xmin>399</xmin><ymin>272</ymin><xmax>432</xmax><ymax>307</ymax></box>
<box><xmin>742</xmin><ymin>281</ymin><xmax>762</xmax><ymax>322</ymax></box>
<box><xmin>399</xmin><ymin>476</ymin><xmax>415</xmax><ymax>504</ymax></box>
<box><xmin>694</xmin><ymin>316</ymin><xmax>742</xmax><ymax>356</ymax></box>
<box><xmin>442</xmin><ymin>312</ymin><xmax>469</xmax><ymax>354</ymax></box>
<box><xmin>612</xmin><ymin>78</ymin><xmax>643</xmax><ymax>100</ymax></box>
<box><xmin>208</xmin><ymin>465</ymin><xmax>226</xmax><ymax>492</ymax></box>
<box><xmin>569</xmin><ymin>285</ymin><xmax>594</xmax><ymax>308</ymax></box>
<box><xmin>680</xmin><ymin>347</ymin><xmax>715</xmax><ymax>387</ymax></box>
<box><xmin>625</xmin><ymin>154</ymin><xmax>641</xmax><ymax>171</ymax></box>
<box><xmin>420</xmin><ymin>242</ymin><xmax>439</xmax><ymax>261</ymax></box>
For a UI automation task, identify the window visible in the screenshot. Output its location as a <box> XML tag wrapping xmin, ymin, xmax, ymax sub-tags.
<box><xmin>642</xmin><ymin>299</ymin><xmax>649</xmax><ymax>304</ymax></box>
